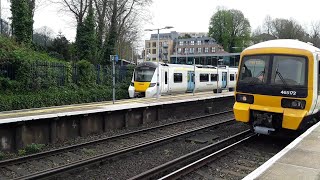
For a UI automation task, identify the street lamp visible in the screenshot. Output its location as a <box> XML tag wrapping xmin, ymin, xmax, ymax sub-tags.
<box><xmin>145</xmin><ymin>26</ymin><xmax>174</xmax><ymax>100</ymax></box>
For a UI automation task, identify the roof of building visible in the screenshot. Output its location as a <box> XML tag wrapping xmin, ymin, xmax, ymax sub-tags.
<box><xmin>176</xmin><ymin>37</ymin><xmax>217</xmax><ymax>42</ymax></box>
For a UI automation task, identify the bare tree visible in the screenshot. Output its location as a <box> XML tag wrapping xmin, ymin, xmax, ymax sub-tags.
<box><xmin>34</xmin><ymin>26</ymin><xmax>54</xmax><ymax>47</ymax></box>
<box><xmin>263</xmin><ymin>15</ymin><xmax>272</xmax><ymax>34</ymax></box>
<box><xmin>309</xmin><ymin>21</ymin><xmax>320</xmax><ymax>47</ymax></box>
<box><xmin>57</xmin><ymin>0</ymin><xmax>89</xmax><ymax>24</ymax></box>
<box><xmin>270</xmin><ymin>18</ymin><xmax>306</xmax><ymax>40</ymax></box>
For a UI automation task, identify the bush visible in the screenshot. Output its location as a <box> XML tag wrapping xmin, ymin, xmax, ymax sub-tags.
<box><xmin>77</xmin><ymin>60</ymin><xmax>95</xmax><ymax>87</ymax></box>
<box><xmin>0</xmin><ymin>85</ymin><xmax>131</xmax><ymax>111</ymax></box>
<box><xmin>0</xmin><ymin>36</ymin><xmax>134</xmax><ymax>111</ymax></box>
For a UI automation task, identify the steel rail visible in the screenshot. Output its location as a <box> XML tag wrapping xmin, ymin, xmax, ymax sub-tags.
<box><xmin>130</xmin><ymin>130</ymin><xmax>255</xmax><ymax>180</ymax></box>
<box><xmin>13</xmin><ymin>118</ymin><xmax>236</xmax><ymax>180</ymax></box>
<box><xmin>0</xmin><ymin>110</ymin><xmax>233</xmax><ymax>168</ymax></box>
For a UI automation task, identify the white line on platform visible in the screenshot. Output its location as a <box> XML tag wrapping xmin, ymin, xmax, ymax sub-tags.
<box><xmin>243</xmin><ymin>120</ymin><xmax>320</xmax><ymax>180</ymax></box>
<box><xmin>0</xmin><ymin>93</ymin><xmax>234</xmax><ymax>124</ymax></box>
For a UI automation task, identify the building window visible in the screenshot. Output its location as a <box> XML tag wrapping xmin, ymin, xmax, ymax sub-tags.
<box><xmin>200</xmin><ymin>74</ymin><xmax>209</xmax><ymax>82</ymax></box>
<box><xmin>197</xmin><ymin>48</ymin><xmax>202</xmax><ymax>53</ymax></box>
<box><xmin>152</xmin><ymin>49</ymin><xmax>156</xmax><ymax>54</ymax></box>
<box><xmin>178</xmin><ymin>48</ymin><xmax>182</xmax><ymax>53</ymax></box>
<box><xmin>152</xmin><ymin>58</ymin><xmax>156</xmax><ymax>61</ymax></box>
<box><xmin>211</xmin><ymin>74</ymin><xmax>218</xmax><ymax>81</ymax></box>
<box><xmin>146</xmin><ymin>42</ymin><xmax>150</xmax><ymax>48</ymax></box>
<box><xmin>205</xmin><ymin>47</ymin><xmax>209</xmax><ymax>53</ymax></box>
<box><xmin>212</xmin><ymin>47</ymin><xmax>216</xmax><ymax>53</ymax></box>
<box><xmin>185</xmin><ymin>48</ymin><xmax>189</xmax><ymax>53</ymax></box>
<box><xmin>147</xmin><ymin>49</ymin><xmax>150</xmax><ymax>54</ymax></box>
<box><xmin>179</xmin><ymin>41</ymin><xmax>183</xmax><ymax>46</ymax></box>
<box><xmin>159</xmin><ymin>42</ymin><xmax>162</xmax><ymax>47</ymax></box>
<box><xmin>190</xmin><ymin>48</ymin><xmax>194</xmax><ymax>54</ymax></box>
<box><xmin>197</xmin><ymin>40</ymin><xmax>201</xmax><ymax>45</ymax></box>
<box><xmin>230</xmin><ymin>74</ymin><xmax>235</xmax><ymax>81</ymax></box>
<box><xmin>191</xmin><ymin>41</ymin><xmax>195</xmax><ymax>45</ymax></box>
<box><xmin>152</xmin><ymin>42</ymin><xmax>156</xmax><ymax>47</ymax></box>
<box><xmin>174</xmin><ymin>73</ymin><xmax>183</xmax><ymax>83</ymax></box>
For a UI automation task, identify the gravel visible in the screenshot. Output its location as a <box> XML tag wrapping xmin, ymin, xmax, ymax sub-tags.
<box><xmin>0</xmin><ymin>110</ymin><xmax>237</xmax><ymax>179</ymax></box>
<box><xmin>58</xmin><ymin>123</ymin><xmax>249</xmax><ymax>180</ymax></box>
<box><xmin>182</xmin><ymin>135</ymin><xmax>292</xmax><ymax>180</ymax></box>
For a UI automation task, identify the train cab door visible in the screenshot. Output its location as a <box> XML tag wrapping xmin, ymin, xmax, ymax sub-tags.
<box><xmin>222</xmin><ymin>72</ymin><xmax>227</xmax><ymax>89</ymax></box>
<box><xmin>162</xmin><ymin>70</ymin><xmax>169</xmax><ymax>93</ymax></box>
<box><xmin>187</xmin><ymin>71</ymin><xmax>195</xmax><ymax>92</ymax></box>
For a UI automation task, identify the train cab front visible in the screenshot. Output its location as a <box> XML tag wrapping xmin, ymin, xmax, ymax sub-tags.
<box><xmin>233</xmin><ymin>53</ymin><xmax>312</xmax><ymax>135</ymax></box>
<box><xmin>128</xmin><ymin>62</ymin><xmax>158</xmax><ymax>98</ymax></box>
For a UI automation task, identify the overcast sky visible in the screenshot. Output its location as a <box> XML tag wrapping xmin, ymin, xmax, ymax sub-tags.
<box><xmin>2</xmin><ymin>0</ymin><xmax>320</xmax><ymax>48</ymax></box>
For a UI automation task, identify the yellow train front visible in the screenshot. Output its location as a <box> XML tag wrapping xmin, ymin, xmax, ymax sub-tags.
<box><xmin>233</xmin><ymin>39</ymin><xmax>320</xmax><ymax>135</ymax></box>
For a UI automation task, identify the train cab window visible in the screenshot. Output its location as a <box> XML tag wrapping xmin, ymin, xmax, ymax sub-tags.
<box><xmin>200</xmin><ymin>74</ymin><xmax>209</xmax><ymax>82</ymax></box>
<box><xmin>271</xmin><ymin>56</ymin><xmax>307</xmax><ymax>86</ymax></box>
<box><xmin>230</xmin><ymin>74</ymin><xmax>235</xmax><ymax>81</ymax></box>
<box><xmin>165</xmin><ymin>72</ymin><xmax>168</xmax><ymax>84</ymax></box>
<box><xmin>211</xmin><ymin>74</ymin><xmax>218</xmax><ymax>81</ymax></box>
<box><xmin>174</xmin><ymin>73</ymin><xmax>183</xmax><ymax>83</ymax></box>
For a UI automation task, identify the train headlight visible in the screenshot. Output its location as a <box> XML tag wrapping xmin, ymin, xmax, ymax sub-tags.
<box><xmin>281</xmin><ymin>99</ymin><xmax>306</xmax><ymax>109</ymax></box>
<box><xmin>149</xmin><ymin>83</ymin><xmax>156</xmax><ymax>87</ymax></box>
<box><xmin>130</xmin><ymin>82</ymin><xmax>134</xmax><ymax>86</ymax></box>
<box><xmin>236</xmin><ymin>94</ymin><xmax>254</xmax><ymax>104</ymax></box>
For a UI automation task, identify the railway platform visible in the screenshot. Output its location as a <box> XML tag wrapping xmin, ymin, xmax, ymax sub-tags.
<box><xmin>244</xmin><ymin>120</ymin><xmax>320</xmax><ymax>180</ymax></box>
<box><xmin>0</xmin><ymin>91</ymin><xmax>234</xmax><ymax>152</ymax></box>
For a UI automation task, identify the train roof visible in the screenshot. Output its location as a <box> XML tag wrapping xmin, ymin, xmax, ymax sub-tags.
<box><xmin>245</xmin><ymin>39</ymin><xmax>320</xmax><ymax>53</ymax></box>
<box><xmin>136</xmin><ymin>61</ymin><xmax>237</xmax><ymax>69</ymax></box>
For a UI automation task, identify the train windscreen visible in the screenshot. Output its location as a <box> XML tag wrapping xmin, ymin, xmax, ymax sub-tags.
<box><xmin>239</xmin><ymin>55</ymin><xmax>307</xmax><ymax>87</ymax></box>
<box><xmin>134</xmin><ymin>66</ymin><xmax>156</xmax><ymax>82</ymax></box>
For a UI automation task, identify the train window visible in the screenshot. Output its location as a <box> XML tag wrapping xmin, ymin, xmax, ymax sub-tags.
<box><xmin>200</xmin><ymin>74</ymin><xmax>209</xmax><ymax>82</ymax></box>
<box><xmin>271</xmin><ymin>56</ymin><xmax>307</xmax><ymax>86</ymax></box>
<box><xmin>174</xmin><ymin>73</ymin><xmax>183</xmax><ymax>83</ymax></box>
<box><xmin>211</xmin><ymin>74</ymin><xmax>218</xmax><ymax>81</ymax></box>
<box><xmin>230</xmin><ymin>74</ymin><xmax>235</xmax><ymax>81</ymax></box>
<box><xmin>165</xmin><ymin>72</ymin><xmax>168</xmax><ymax>84</ymax></box>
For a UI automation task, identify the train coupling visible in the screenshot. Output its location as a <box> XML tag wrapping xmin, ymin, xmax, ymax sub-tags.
<box><xmin>253</xmin><ymin>126</ymin><xmax>275</xmax><ymax>135</ymax></box>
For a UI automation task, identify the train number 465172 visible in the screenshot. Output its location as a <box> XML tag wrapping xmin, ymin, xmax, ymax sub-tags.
<box><xmin>280</xmin><ymin>90</ymin><xmax>297</xmax><ymax>95</ymax></box>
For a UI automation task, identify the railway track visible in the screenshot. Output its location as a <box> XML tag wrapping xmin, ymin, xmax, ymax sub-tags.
<box><xmin>130</xmin><ymin>130</ymin><xmax>254</xmax><ymax>180</ymax></box>
<box><xmin>144</xmin><ymin>134</ymin><xmax>291</xmax><ymax>180</ymax></box>
<box><xmin>0</xmin><ymin>110</ymin><xmax>238</xmax><ymax>179</ymax></box>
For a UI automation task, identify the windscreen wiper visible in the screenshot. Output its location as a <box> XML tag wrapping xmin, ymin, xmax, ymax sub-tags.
<box><xmin>275</xmin><ymin>67</ymin><xmax>289</xmax><ymax>89</ymax></box>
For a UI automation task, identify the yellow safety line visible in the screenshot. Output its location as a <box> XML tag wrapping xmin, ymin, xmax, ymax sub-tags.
<box><xmin>0</xmin><ymin>91</ymin><xmax>219</xmax><ymax>118</ymax></box>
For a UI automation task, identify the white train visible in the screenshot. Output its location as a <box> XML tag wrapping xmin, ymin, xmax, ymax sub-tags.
<box><xmin>128</xmin><ymin>62</ymin><xmax>238</xmax><ymax>98</ymax></box>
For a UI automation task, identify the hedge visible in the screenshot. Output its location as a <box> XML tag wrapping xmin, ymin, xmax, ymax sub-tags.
<box><xmin>0</xmin><ymin>85</ymin><xmax>130</xmax><ymax>111</ymax></box>
<box><xmin>0</xmin><ymin>36</ymin><xmax>135</xmax><ymax>111</ymax></box>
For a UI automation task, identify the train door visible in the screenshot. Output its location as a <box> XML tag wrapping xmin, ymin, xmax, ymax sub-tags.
<box><xmin>222</xmin><ymin>72</ymin><xmax>227</xmax><ymax>89</ymax></box>
<box><xmin>162</xmin><ymin>70</ymin><xmax>169</xmax><ymax>93</ymax></box>
<box><xmin>187</xmin><ymin>71</ymin><xmax>195</xmax><ymax>92</ymax></box>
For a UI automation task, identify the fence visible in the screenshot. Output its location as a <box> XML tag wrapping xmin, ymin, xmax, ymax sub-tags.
<box><xmin>0</xmin><ymin>61</ymin><xmax>132</xmax><ymax>87</ymax></box>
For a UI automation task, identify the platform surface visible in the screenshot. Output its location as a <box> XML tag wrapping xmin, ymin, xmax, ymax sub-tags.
<box><xmin>244</xmin><ymin>120</ymin><xmax>320</xmax><ymax>180</ymax></box>
<box><xmin>0</xmin><ymin>91</ymin><xmax>233</xmax><ymax>124</ymax></box>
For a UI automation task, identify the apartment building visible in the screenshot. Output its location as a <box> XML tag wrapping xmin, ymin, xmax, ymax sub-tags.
<box><xmin>144</xmin><ymin>31</ymin><xmax>179</xmax><ymax>63</ymax></box>
<box><xmin>171</xmin><ymin>37</ymin><xmax>240</xmax><ymax>66</ymax></box>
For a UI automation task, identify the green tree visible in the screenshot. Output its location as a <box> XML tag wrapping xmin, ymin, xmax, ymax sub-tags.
<box><xmin>75</xmin><ymin>0</ymin><xmax>97</xmax><ymax>63</ymax></box>
<box><xmin>103</xmin><ymin>0</ymin><xmax>118</xmax><ymax>65</ymax></box>
<box><xmin>11</xmin><ymin>0</ymin><xmax>35</xmax><ymax>45</ymax></box>
<box><xmin>208</xmin><ymin>8</ymin><xmax>251</xmax><ymax>52</ymax></box>
<box><xmin>49</xmin><ymin>32</ymin><xmax>71</xmax><ymax>61</ymax></box>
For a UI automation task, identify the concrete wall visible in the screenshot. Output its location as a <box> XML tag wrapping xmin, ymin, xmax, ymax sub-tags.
<box><xmin>0</xmin><ymin>96</ymin><xmax>234</xmax><ymax>152</ymax></box>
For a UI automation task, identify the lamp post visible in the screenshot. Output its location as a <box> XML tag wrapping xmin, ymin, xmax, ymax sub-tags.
<box><xmin>145</xmin><ymin>26</ymin><xmax>174</xmax><ymax>100</ymax></box>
